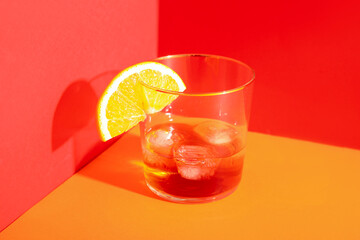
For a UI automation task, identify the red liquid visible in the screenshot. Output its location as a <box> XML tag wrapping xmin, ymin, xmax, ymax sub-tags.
<box><xmin>142</xmin><ymin>119</ymin><xmax>245</xmax><ymax>201</ymax></box>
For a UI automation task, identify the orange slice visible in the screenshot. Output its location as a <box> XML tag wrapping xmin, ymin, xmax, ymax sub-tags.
<box><xmin>97</xmin><ymin>62</ymin><xmax>186</xmax><ymax>141</ymax></box>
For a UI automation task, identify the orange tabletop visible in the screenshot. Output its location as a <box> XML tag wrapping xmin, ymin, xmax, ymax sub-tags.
<box><xmin>1</xmin><ymin>127</ymin><xmax>360</xmax><ymax>239</ymax></box>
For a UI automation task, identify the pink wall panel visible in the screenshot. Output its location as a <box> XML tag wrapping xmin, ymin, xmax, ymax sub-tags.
<box><xmin>0</xmin><ymin>0</ymin><xmax>157</xmax><ymax>231</ymax></box>
<box><xmin>158</xmin><ymin>0</ymin><xmax>360</xmax><ymax>149</ymax></box>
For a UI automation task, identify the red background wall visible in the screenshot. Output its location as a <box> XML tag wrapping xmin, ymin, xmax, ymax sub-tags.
<box><xmin>0</xmin><ymin>0</ymin><xmax>157</xmax><ymax>231</ymax></box>
<box><xmin>159</xmin><ymin>0</ymin><xmax>360</xmax><ymax>149</ymax></box>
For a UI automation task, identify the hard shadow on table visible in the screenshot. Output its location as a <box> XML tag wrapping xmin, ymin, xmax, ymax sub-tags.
<box><xmin>78</xmin><ymin>132</ymin><xmax>165</xmax><ymax>201</ymax></box>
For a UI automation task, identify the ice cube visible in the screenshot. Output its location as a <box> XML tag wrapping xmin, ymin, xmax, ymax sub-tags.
<box><xmin>174</xmin><ymin>145</ymin><xmax>220</xmax><ymax>180</ymax></box>
<box><xmin>142</xmin><ymin>145</ymin><xmax>177</xmax><ymax>171</ymax></box>
<box><xmin>193</xmin><ymin>120</ymin><xmax>246</xmax><ymax>157</ymax></box>
<box><xmin>193</xmin><ymin>120</ymin><xmax>239</xmax><ymax>145</ymax></box>
<box><xmin>144</xmin><ymin>124</ymin><xmax>190</xmax><ymax>171</ymax></box>
<box><xmin>147</xmin><ymin>127</ymin><xmax>185</xmax><ymax>156</ymax></box>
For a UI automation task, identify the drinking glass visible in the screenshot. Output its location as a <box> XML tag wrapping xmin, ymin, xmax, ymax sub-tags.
<box><xmin>139</xmin><ymin>54</ymin><xmax>255</xmax><ymax>203</ymax></box>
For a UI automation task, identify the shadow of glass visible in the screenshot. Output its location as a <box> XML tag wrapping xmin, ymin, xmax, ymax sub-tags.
<box><xmin>78</xmin><ymin>131</ymin><xmax>164</xmax><ymax>201</ymax></box>
<box><xmin>51</xmin><ymin>70</ymin><xmax>163</xmax><ymax>201</ymax></box>
<box><xmin>51</xmin><ymin>70</ymin><xmax>119</xmax><ymax>171</ymax></box>
<box><xmin>52</xmin><ymin>80</ymin><xmax>97</xmax><ymax>151</ymax></box>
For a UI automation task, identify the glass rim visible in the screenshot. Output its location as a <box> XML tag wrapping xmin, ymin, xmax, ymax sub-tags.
<box><xmin>139</xmin><ymin>54</ymin><xmax>255</xmax><ymax>97</ymax></box>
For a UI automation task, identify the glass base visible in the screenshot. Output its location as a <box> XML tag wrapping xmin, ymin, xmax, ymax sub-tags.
<box><xmin>146</xmin><ymin>181</ymin><xmax>238</xmax><ymax>204</ymax></box>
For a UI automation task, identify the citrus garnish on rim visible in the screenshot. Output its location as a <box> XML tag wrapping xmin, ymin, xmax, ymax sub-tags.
<box><xmin>97</xmin><ymin>62</ymin><xmax>186</xmax><ymax>141</ymax></box>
